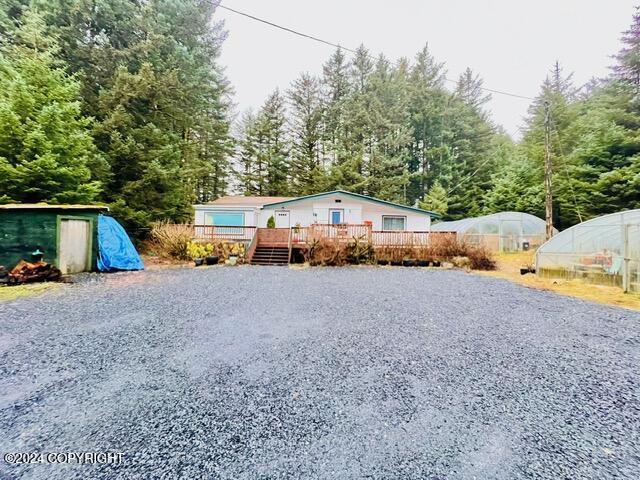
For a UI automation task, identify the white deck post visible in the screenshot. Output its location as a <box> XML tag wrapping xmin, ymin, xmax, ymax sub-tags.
<box><xmin>622</xmin><ymin>224</ymin><xmax>630</xmax><ymax>293</ymax></box>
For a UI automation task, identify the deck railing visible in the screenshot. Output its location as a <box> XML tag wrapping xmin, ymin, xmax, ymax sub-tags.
<box><xmin>371</xmin><ymin>231</ymin><xmax>432</xmax><ymax>246</ymax></box>
<box><xmin>308</xmin><ymin>224</ymin><xmax>372</xmax><ymax>241</ymax></box>
<box><xmin>291</xmin><ymin>225</ymin><xmax>455</xmax><ymax>247</ymax></box>
<box><xmin>193</xmin><ymin>225</ymin><xmax>257</xmax><ymax>242</ymax></box>
<box><xmin>187</xmin><ymin>223</ymin><xmax>455</xmax><ymax>247</ymax></box>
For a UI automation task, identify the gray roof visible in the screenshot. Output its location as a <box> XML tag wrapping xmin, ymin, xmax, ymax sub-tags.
<box><xmin>262</xmin><ymin>190</ymin><xmax>440</xmax><ymax>218</ymax></box>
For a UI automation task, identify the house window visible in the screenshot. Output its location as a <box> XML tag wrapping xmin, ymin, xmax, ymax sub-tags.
<box><xmin>382</xmin><ymin>216</ymin><xmax>406</xmax><ymax>231</ymax></box>
<box><xmin>205</xmin><ymin>212</ymin><xmax>245</xmax><ymax>226</ymax></box>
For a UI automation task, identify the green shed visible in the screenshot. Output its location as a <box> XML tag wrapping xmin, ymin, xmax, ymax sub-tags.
<box><xmin>0</xmin><ymin>204</ymin><xmax>109</xmax><ymax>273</ymax></box>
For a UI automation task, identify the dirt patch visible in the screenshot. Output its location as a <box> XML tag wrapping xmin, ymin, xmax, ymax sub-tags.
<box><xmin>0</xmin><ymin>282</ymin><xmax>60</xmax><ymax>302</ymax></box>
<box><xmin>480</xmin><ymin>251</ymin><xmax>640</xmax><ymax>311</ymax></box>
<box><xmin>140</xmin><ymin>254</ymin><xmax>190</xmax><ymax>270</ymax></box>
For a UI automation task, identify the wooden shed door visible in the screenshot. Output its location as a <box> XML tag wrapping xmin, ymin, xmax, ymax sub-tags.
<box><xmin>59</xmin><ymin>219</ymin><xmax>90</xmax><ymax>274</ymax></box>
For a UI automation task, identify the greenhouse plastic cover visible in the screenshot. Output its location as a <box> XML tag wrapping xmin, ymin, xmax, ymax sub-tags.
<box><xmin>536</xmin><ymin>209</ymin><xmax>640</xmax><ymax>267</ymax></box>
<box><xmin>97</xmin><ymin>215</ymin><xmax>144</xmax><ymax>271</ymax></box>
<box><xmin>431</xmin><ymin>211</ymin><xmax>551</xmax><ymax>235</ymax></box>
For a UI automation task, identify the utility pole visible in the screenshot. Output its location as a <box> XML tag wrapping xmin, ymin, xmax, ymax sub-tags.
<box><xmin>544</xmin><ymin>101</ymin><xmax>554</xmax><ymax>240</ymax></box>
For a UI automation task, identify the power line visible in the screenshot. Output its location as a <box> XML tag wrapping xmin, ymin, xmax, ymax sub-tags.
<box><xmin>447</xmin><ymin>156</ymin><xmax>497</xmax><ymax>195</ymax></box>
<box><xmin>218</xmin><ymin>1</ymin><xmax>538</xmax><ymax>198</ymax></box>
<box><xmin>217</xmin><ymin>3</ymin><xmax>535</xmax><ymax>101</ymax></box>
<box><xmin>549</xmin><ymin>113</ymin><xmax>583</xmax><ymax>222</ymax></box>
<box><xmin>217</xmin><ymin>4</ymin><xmax>357</xmax><ymax>55</ymax></box>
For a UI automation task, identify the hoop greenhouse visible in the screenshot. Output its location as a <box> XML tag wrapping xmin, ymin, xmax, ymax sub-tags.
<box><xmin>535</xmin><ymin>209</ymin><xmax>640</xmax><ymax>293</ymax></box>
<box><xmin>431</xmin><ymin>212</ymin><xmax>553</xmax><ymax>252</ymax></box>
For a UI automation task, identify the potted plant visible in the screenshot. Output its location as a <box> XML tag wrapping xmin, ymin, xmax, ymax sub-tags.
<box><xmin>390</xmin><ymin>249</ymin><xmax>403</xmax><ymax>266</ymax></box>
<box><xmin>267</xmin><ymin>215</ymin><xmax>275</xmax><ymax>228</ymax></box>
<box><xmin>204</xmin><ymin>243</ymin><xmax>219</xmax><ymax>265</ymax></box>
<box><xmin>376</xmin><ymin>247</ymin><xmax>390</xmax><ymax>265</ymax></box>
<box><xmin>187</xmin><ymin>242</ymin><xmax>206</xmax><ymax>266</ymax></box>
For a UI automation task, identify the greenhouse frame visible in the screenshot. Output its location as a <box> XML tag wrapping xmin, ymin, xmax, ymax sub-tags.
<box><xmin>431</xmin><ymin>212</ymin><xmax>553</xmax><ymax>252</ymax></box>
<box><xmin>535</xmin><ymin>209</ymin><xmax>640</xmax><ymax>293</ymax></box>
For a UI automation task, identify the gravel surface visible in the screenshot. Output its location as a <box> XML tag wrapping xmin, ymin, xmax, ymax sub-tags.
<box><xmin>1</xmin><ymin>266</ymin><xmax>639</xmax><ymax>479</ymax></box>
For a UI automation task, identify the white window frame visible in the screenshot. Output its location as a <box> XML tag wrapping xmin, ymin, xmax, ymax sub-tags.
<box><xmin>382</xmin><ymin>215</ymin><xmax>407</xmax><ymax>231</ymax></box>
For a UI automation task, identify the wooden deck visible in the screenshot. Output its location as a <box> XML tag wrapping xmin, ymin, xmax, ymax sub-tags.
<box><xmin>189</xmin><ymin>224</ymin><xmax>453</xmax><ymax>247</ymax></box>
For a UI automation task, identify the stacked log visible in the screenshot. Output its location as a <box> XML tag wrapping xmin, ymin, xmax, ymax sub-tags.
<box><xmin>7</xmin><ymin>261</ymin><xmax>61</xmax><ymax>285</ymax></box>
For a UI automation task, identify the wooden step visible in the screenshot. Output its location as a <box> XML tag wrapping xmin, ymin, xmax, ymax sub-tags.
<box><xmin>250</xmin><ymin>246</ymin><xmax>290</xmax><ymax>265</ymax></box>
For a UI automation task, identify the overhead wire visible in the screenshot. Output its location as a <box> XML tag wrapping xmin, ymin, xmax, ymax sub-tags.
<box><xmin>548</xmin><ymin>113</ymin><xmax>583</xmax><ymax>222</ymax></box>
<box><xmin>217</xmin><ymin>3</ymin><xmax>535</xmax><ymax>101</ymax></box>
<box><xmin>217</xmin><ymin>1</ymin><xmax>541</xmax><ymax>200</ymax></box>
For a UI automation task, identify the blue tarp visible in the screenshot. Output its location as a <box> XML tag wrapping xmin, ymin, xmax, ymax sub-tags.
<box><xmin>97</xmin><ymin>215</ymin><xmax>144</xmax><ymax>272</ymax></box>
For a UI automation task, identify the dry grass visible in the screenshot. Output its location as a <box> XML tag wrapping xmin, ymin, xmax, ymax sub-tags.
<box><xmin>479</xmin><ymin>251</ymin><xmax>640</xmax><ymax>311</ymax></box>
<box><xmin>0</xmin><ymin>282</ymin><xmax>60</xmax><ymax>302</ymax></box>
<box><xmin>148</xmin><ymin>222</ymin><xmax>193</xmax><ymax>260</ymax></box>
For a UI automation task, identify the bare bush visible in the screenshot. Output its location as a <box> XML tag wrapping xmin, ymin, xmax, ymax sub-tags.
<box><xmin>150</xmin><ymin>222</ymin><xmax>193</xmax><ymax>260</ymax></box>
<box><xmin>374</xmin><ymin>234</ymin><xmax>496</xmax><ymax>270</ymax></box>
<box><xmin>304</xmin><ymin>236</ymin><xmax>374</xmax><ymax>266</ymax></box>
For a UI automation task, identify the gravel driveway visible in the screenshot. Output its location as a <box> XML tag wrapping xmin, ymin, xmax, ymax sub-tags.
<box><xmin>1</xmin><ymin>266</ymin><xmax>639</xmax><ymax>479</ymax></box>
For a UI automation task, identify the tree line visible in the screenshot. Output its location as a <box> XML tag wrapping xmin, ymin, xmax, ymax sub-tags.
<box><xmin>1</xmin><ymin>2</ymin><xmax>639</xmax><ymax>233</ymax></box>
<box><xmin>235</xmin><ymin>45</ymin><xmax>499</xmax><ymax>222</ymax></box>
<box><xmin>0</xmin><ymin>0</ymin><xmax>232</xmax><ymax>233</ymax></box>
<box><xmin>235</xmin><ymin>8</ymin><xmax>640</xmax><ymax>230</ymax></box>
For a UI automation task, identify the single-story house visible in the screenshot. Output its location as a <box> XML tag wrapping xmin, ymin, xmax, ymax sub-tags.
<box><xmin>0</xmin><ymin>204</ymin><xmax>109</xmax><ymax>273</ymax></box>
<box><xmin>194</xmin><ymin>190</ymin><xmax>438</xmax><ymax>231</ymax></box>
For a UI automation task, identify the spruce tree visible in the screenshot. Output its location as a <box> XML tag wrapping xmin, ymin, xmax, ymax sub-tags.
<box><xmin>613</xmin><ymin>6</ymin><xmax>640</xmax><ymax>93</ymax></box>
<box><xmin>0</xmin><ymin>10</ymin><xmax>103</xmax><ymax>204</ymax></box>
<box><xmin>419</xmin><ymin>181</ymin><xmax>448</xmax><ymax>215</ymax></box>
<box><xmin>288</xmin><ymin>73</ymin><xmax>324</xmax><ymax>194</ymax></box>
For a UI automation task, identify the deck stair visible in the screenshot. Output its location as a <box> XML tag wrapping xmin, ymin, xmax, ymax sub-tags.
<box><xmin>250</xmin><ymin>246</ymin><xmax>290</xmax><ymax>265</ymax></box>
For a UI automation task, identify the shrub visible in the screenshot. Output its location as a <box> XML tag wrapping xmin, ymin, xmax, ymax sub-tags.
<box><xmin>466</xmin><ymin>246</ymin><xmax>496</xmax><ymax>270</ymax></box>
<box><xmin>373</xmin><ymin>233</ymin><xmax>496</xmax><ymax>271</ymax></box>
<box><xmin>304</xmin><ymin>237</ymin><xmax>347</xmax><ymax>266</ymax></box>
<box><xmin>346</xmin><ymin>234</ymin><xmax>374</xmax><ymax>264</ymax></box>
<box><xmin>304</xmin><ymin>235</ymin><xmax>375</xmax><ymax>266</ymax></box>
<box><xmin>186</xmin><ymin>241</ymin><xmax>207</xmax><ymax>260</ymax></box>
<box><xmin>150</xmin><ymin>222</ymin><xmax>193</xmax><ymax>260</ymax></box>
<box><xmin>267</xmin><ymin>215</ymin><xmax>275</xmax><ymax>228</ymax></box>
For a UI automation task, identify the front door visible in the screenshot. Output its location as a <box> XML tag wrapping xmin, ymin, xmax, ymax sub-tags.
<box><xmin>59</xmin><ymin>219</ymin><xmax>91</xmax><ymax>274</ymax></box>
<box><xmin>274</xmin><ymin>210</ymin><xmax>290</xmax><ymax>228</ymax></box>
<box><xmin>330</xmin><ymin>209</ymin><xmax>343</xmax><ymax>225</ymax></box>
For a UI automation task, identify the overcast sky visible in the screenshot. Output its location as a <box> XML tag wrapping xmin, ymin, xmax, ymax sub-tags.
<box><xmin>215</xmin><ymin>1</ymin><xmax>638</xmax><ymax>138</ymax></box>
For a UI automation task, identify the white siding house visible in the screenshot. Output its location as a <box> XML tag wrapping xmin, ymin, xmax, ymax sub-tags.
<box><xmin>194</xmin><ymin>191</ymin><xmax>437</xmax><ymax>231</ymax></box>
<box><xmin>193</xmin><ymin>196</ymin><xmax>293</xmax><ymax>227</ymax></box>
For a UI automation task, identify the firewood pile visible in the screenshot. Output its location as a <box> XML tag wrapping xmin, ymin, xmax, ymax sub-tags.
<box><xmin>1</xmin><ymin>261</ymin><xmax>62</xmax><ymax>285</ymax></box>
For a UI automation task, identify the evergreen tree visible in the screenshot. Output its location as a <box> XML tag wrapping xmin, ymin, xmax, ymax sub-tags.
<box><xmin>235</xmin><ymin>110</ymin><xmax>260</xmax><ymax>195</ymax></box>
<box><xmin>1</xmin><ymin>0</ymin><xmax>232</xmax><ymax>233</ymax></box>
<box><xmin>407</xmin><ymin>44</ymin><xmax>448</xmax><ymax>204</ymax></box>
<box><xmin>613</xmin><ymin>6</ymin><xmax>640</xmax><ymax>93</ymax></box>
<box><xmin>419</xmin><ymin>181</ymin><xmax>448</xmax><ymax>215</ymax></box>
<box><xmin>363</xmin><ymin>54</ymin><xmax>411</xmax><ymax>202</ymax></box>
<box><xmin>321</xmin><ymin>47</ymin><xmax>350</xmax><ymax>166</ymax></box>
<box><xmin>456</xmin><ymin>67</ymin><xmax>491</xmax><ymax>112</ymax></box>
<box><xmin>259</xmin><ymin>89</ymin><xmax>290</xmax><ymax>195</ymax></box>
<box><xmin>236</xmin><ymin>90</ymin><xmax>290</xmax><ymax>196</ymax></box>
<box><xmin>0</xmin><ymin>10</ymin><xmax>103</xmax><ymax>204</ymax></box>
<box><xmin>288</xmin><ymin>73</ymin><xmax>324</xmax><ymax>194</ymax></box>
